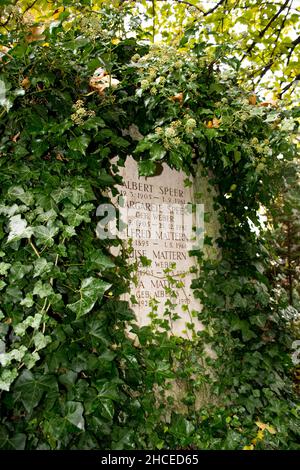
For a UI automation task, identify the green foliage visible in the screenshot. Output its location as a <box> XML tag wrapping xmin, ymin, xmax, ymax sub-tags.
<box><xmin>271</xmin><ymin>159</ymin><xmax>300</xmax><ymax>307</ymax></box>
<box><xmin>0</xmin><ymin>6</ymin><xmax>299</xmax><ymax>450</ymax></box>
<box><xmin>2</xmin><ymin>1</ymin><xmax>300</xmax><ymax>102</ymax></box>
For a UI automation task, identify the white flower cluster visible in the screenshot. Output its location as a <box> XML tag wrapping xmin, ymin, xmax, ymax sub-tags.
<box><xmin>71</xmin><ymin>100</ymin><xmax>95</xmax><ymax>125</ymax></box>
<box><xmin>185</xmin><ymin>118</ymin><xmax>196</xmax><ymax>134</ymax></box>
<box><xmin>250</xmin><ymin>137</ymin><xmax>272</xmax><ymax>156</ymax></box>
<box><xmin>154</xmin><ymin>116</ymin><xmax>197</xmax><ymax>150</ymax></box>
<box><xmin>79</xmin><ymin>15</ymin><xmax>103</xmax><ymax>39</ymax></box>
<box><xmin>154</xmin><ymin>120</ymin><xmax>181</xmax><ymax>149</ymax></box>
<box><xmin>280</xmin><ymin>117</ymin><xmax>295</xmax><ymax>133</ymax></box>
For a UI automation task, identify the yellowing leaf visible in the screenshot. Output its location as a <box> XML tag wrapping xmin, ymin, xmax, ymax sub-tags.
<box><xmin>243</xmin><ymin>445</ymin><xmax>254</xmax><ymax>450</ymax></box>
<box><xmin>265</xmin><ymin>424</ymin><xmax>276</xmax><ymax>435</ymax></box>
<box><xmin>205</xmin><ymin>117</ymin><xmax>221</xmax><ymax>128</ymax></box>
<box><xmin>112</xmin><ymin>38</ymin><xmax>120</xmax><ymax>45</ymax></box>
<box><xmin>256</xmin><ymin>430</ymin><xmax>264</xmax><ymax>440</ymax></box>
<box><xmin>52</xmin><ymin>7</ymin><xmax>64</xmax><ymax>20</ymax></box>
<box><xmin>255</xmin><ymin>420</ymin><xmax>266</xmax><ymax>430</ymax></box>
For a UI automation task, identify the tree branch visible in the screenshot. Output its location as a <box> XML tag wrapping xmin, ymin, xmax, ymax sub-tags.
<box><xmin>23</xmin><ymin>0</ymin><xmax>39</xmax><ymax>16</ymax></box>
<box><xmin>251</xmin><ymin>59</ymin><xmax>274</xmax><ymax>82</ymax></box>
<box><xmin>279</xmin><ymin>73</ymin><xmax>300</xmax><ymax>98</ymax></box>
<box><xmin>286</xmin><ymin>35</ymin><xmax>300</xmax><ymax>65</ymax></box>
<box><xmin>270</xmin><ymin>2</ymin><xmax>291</xmax><ymax>58</ymax></box>
<box><xmin>153</xmin><ymin>0</ymin><xmax>203</xmax><ymax>12</ymax></box>
<box><xmin>203</xmin><ymin>0</ymin><xmax>226</xmax><ymax>17</ymax></box>
<box><xmin>146</xmin><ymin>0</ymin><xmax>226</xmax><ymax>15</ymax></box>
<box><xmin>241</xmin><ymin>0</ymin><xmax>290</xmax><ymax>60</ymax></box>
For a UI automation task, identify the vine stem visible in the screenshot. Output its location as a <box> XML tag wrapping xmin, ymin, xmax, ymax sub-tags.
<box><xmin>29</xmin><ymin>238</ymin><xmax>40</xmax><ymax>257</ymax></box>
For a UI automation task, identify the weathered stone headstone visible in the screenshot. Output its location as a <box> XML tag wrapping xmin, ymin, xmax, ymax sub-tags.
<box><xmin>114</xmin><ymin>156</ymin><xmax>204</xmax><ymax>337</ymax></box>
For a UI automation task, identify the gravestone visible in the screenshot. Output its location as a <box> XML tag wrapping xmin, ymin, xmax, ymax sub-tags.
<box><xmin>114</xmin><ymin>156</ymin><xmax>204</xmax><ymax>337</ymax></box>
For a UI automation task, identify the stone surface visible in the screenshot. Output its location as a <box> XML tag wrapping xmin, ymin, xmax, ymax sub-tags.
<box><xmin>115</xmin><ymin>156</ymin><xmax>205</xmax><ymax>337</ymax></box>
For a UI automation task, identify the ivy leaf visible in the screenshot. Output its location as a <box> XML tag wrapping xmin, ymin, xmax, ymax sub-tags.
<box><xmin>9</xmin><ymin>262</ymin><xmax>32</xmax><ymax>281</ymax></box>
<box><xmin>36</xmin><ymin>209</ymin><xmax>57</xmax><ymax>224</ymax></box>
<box><xmin>61</xmin><ymin>203</ymin><xmax>93</xmax><ymax>227</ymax></box>
<box><xmin>51</xmin><ymin>186</ymin><xmax>73</xmax><ymax>204</ymax></box>
<box><xmin>169</xmin><ymin>151</ymin><xmax>182</xmax><ymax>168</ymax></box>
<box><xmin>138</xmin><ymin>160</ymin><xmax>156</xmax><ymax>176</ymax></box>
<box><xmin>88</xmin><ymin>319</ymin><xmax>110</xmax><ymax>345</ymax></box>
<box><xmin>149</xmin><ymin>143</ymin><xmax>166</xmax><ymax>161</ymax></box>
<box><xmin>52</xmin><ymin>182</ymin><xmax>94</xmax><ymax>206</ymax></box>
<box><xmin>33</xmin><ymin>225</ymin><xmax>59</xmax><ymax>246</ymax></box>
<box><xmin>68</xmin><ymin>182</ymin><xmax>95</xmax><ymax>205</ymax></box>
<box><xmin>0</xmin><ymin>429</ymin><xmax>26</xmax><ymax>450</ymax></box>
<box><xmin>14</xmin><ymin>370</ymin><xmax>57</xmax><ymax>413</ymax></box>
<box><xmin>58</xmin><ymin>371</ymin><xmax>77</xmax><ymax>391</ymax></box>
<box><xmin>65</xmin><ymin>401</ymin><xmax>85</xmax><ymax>430</ymax></box>
<box><xmin>20</xmin><ymin>294</ymin><xmax>34</xmax><ymax>308</ymax></box>
<box><xmin>0</xmin><ymin>263</ymin><xmax>11</xmax><ymax>276</ymax></box>
<box><xmin>95</xmin><ymin>381</ymin><xmax>120</xmax><ymax>401</ymax></box>
<box><xmin>97</xmin><ymin>172</ymin><xmax>116</xmax><ymax>186</ymax></box>
<box><xmin>33</xmin><ymin>332</ymin><xmax>51</xmax><ymax>351</ymax></box>
<box><xmin>82</xmin><ymin>116</ymin><xmax>106</xmax><ymax>130</ymax></box>
<box><xmin>170</xmin><ymin>415</ymin><xmax>195</xmax><ymax>438</ymax></box>
<box><xmin>67</xmin><ymin>277</ymin><xmax>111</xmax><ymax>319</ymax></box>
<box><xmin>0</xmin><ymin>369</ymin><xmax>18</xmax><ymax>392</ymax></box>
<box><xmin>68</xmin><ymin>135</ymin><xmax>90</xmax><ymax>155</ymax></box>
<box><xmin>231</xmin><ymin>318</ymin><xmax>256</xmax><ymax>341</ymax></box>
<box><xmin>134</xmin><ymin>139</ymin><xmax>151</xmax><ymax>153</ymax></box>
<box><xmin>233</xmin><ymin>293</ymin><xmax>248</xmax><ymax>309</ymax></box>
<box><xmin>7</xmin><ymin>186</ymin><xmax>34</xmax><ymax>206</ymax></box>
<box><xmin>23</xmin><ymin>352</ymin><xmax>40</xmax><ymax>370</ymax></box>
<box><xmin>7</xmin><ymin>215</ymin><xmax>33</xmax><ymax>243</ymax></box>
<box><xmin>33</xmin><ymin>258</ymin><xmax>54</xmax><ymax>278</ymax></box>
<box><xmin>33</xmin><ymin>280</ymin><xmax>54</xmax><ymax>298</ymax></box>
<box><xmin>62</xmin><ymin>225</ymin><xmax>76</xmax><ymax>238</ymax></box>
<box><xmin>88</xmin><ymin>252</ymin><xmax>115</xmax><ymax>270</ymax></box>
<box><xmin>112</xmin><ymin>428</ymin><xmax>135</xmax><ymax>451</ymax></box>
<box><xmin>100</xmin><ymin>399</ymin><xmax>114</xmax><ymax>420</ymax></box>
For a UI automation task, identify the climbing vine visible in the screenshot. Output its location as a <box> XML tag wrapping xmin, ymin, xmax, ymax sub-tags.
<box><xmin>0</xmin><ymin>7</ymin><xmax>299</xmax><ymax>449</ymax></box>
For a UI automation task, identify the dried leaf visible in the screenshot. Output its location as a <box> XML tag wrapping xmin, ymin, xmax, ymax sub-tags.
<box><xmin>212</xmin><ymin>117</ymin><xmax>221</xmax><ymax>128</ymax></box>
<box><xmin>11</xmin><ymin>132</ymin><xmax>20</xmax><ymax>142</ymax></box>
<box><xmin>89</xmin><ymin>75</ymin><xmax>120</xmax><ymax>96</ymax></box>
<box><xmin>171</xmin><ymin>92</ymin><xmax>183</xmax><ymax>104</ymax></box>
<box><xmin>248</xmin><ymin>94</ymin><xmax>257</xmax><ymax>105</ymax></box>
<box><xmin>26</xmin><ymin>26</ymin><xmax>46</xmax><ymax>43</ymax></box>
<box><xmin>258</xmin><ymin>100</ymin><xmax>278</xmax><ymax>108</ymax></box>
<box><xmin>21</xmin><ymin>77</ymin><xmax>30</xmax><ymax>89</ymax></box>
<box><xmin>205</xmin><ymin>118</ymin><xmax>221</xmax><ymax>128</ymax></box>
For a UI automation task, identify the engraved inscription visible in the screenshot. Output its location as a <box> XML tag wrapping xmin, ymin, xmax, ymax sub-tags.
<box><xmin>116</xmin><ymin>156</ymin><xmax>203</xmax><ymax>337</ymax></box>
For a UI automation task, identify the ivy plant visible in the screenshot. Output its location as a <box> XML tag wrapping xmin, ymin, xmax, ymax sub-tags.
<box><xmin>0</xmin><ymin>7</ymin><xmax>299</xmax><ymax>450</ymax></box>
